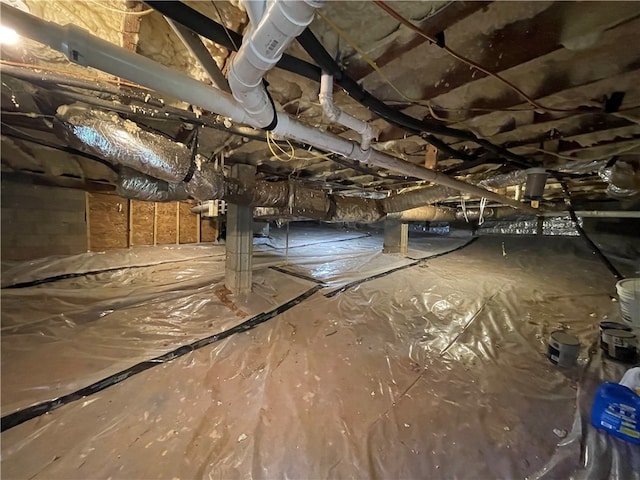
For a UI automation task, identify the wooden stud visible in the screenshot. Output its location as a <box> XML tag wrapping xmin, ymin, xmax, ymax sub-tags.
<box><xmin>85</xmin><ymin>192</ymin><xmax>91</xmax><ymax>252</ymax></box>
<box><xmin>153</xmin><ymin>202</ymin><xmax>158</xmax><ymax>246</ymax></box>
<box><xmin>196</xmin><ymin>211</ymin><xmax>201</xmax><ymax>244</ymax></box>
<box><xmin>128</xmin><ymin>199</ymin><xmax>133</xmax><ymax>248</ymax></box>
<box><xmin>424</xmin><ymin>144</ymin><xmax>438</xmax><ymax>170</ymax></box>
<box><xmin>176</xmin><ymin>202</ymin><xmax>180</xmax><ymax>244</ymax></box>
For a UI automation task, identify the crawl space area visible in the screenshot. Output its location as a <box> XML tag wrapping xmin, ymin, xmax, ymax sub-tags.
<box><xmin>1</xmin><ymin>0</ymin><xmax>640</xmax><ymax>478</ymax></box>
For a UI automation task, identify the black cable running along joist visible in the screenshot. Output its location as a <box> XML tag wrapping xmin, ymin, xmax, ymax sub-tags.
<box><xmin>145</xmin><ymin>1</ymin><xmax>533</xmax><ymax>168</ymax></box>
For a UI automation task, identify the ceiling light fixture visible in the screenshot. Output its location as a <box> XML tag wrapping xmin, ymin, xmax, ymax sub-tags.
<box><xmin>0</xmin><ymin>24</ymin><xmax>19</xmax><ymax>44</ymax></box>
<box><xmin>0</xmin><ymin>0</ymin><xmax>29</xmax><ymax>44</ymax></box>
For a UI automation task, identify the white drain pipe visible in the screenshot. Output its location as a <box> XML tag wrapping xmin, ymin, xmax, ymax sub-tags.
<box><xmin>242</xmin><ymin>0</ymin><xmax>266</xmax><ymax>30</ymax></box>
<box><xmin>1</xmin><ymin>4</ymin><xmax>534</xmax><ymax>213</ymax></box>
<box><xmin>319</xmin><ymin>73</ymin><xmax>378</xmax><ymax>150</ymax></box>
<box><xmin>228</xmin><ymin>0</ymin><xmax>322</xmax><ymax>127</ymax></box>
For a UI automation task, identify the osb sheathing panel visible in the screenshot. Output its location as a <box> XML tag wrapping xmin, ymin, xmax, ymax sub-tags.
<box><xmin>89</xmin><ymin>193</ymin><xmax>128</xmax><ymax>251</ymax></box>
<box><xmin>201</xmin><ymin>218</ymin><xmax>219</xmax><ymax>243</ymax></box>
<box><xmin>131</xmin><ymin>201</ymin><xmax>154</xmax><ymax>246</ymax></box>
<box><xmin>179</xmin><ymin>202</ymin><xmax>198</xmax><ymax>244</ymax></box>
<box><xmin>155</xmin><ymin>203</ymin><xmax>178</xmax><ymax>245</ymax></box>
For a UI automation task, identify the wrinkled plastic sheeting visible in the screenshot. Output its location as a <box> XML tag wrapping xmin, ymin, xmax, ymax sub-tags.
<box><xmin>252</xmin><ymin>226</ymin><xmax>472</xmax><ymax>287</ymax></box>
<box><xmin>116</xmin><ymin>167</ymin><xmax>190</xmax><ymax>202</ymax></box>
<box><xmin>556</xmin><ymin>158</ymin><xmax>609</xmax><ymax>174</ymax></box>
<box><xmin>1</xmin><ymin>243</ymin><xmax>223</xmax><ymax>288</ymax></box>
<box><xmin>479</xmin><ymin>215</ymin><xmax>581</xmax><ymax>236</ymax></box>
<box><xmin>1</xmin><ymin>254</ymin><xmax>315</xmax><ymax>413</ymax></box>
<box><xmin>2</xmin><ymin>235</ymin><xmax>638</xmax><ymax>479</ymax></box>
<box><xmin>477</xmin><ymin>168</ymin><xmax>527</xmax><ymax>188</ymax></box>
<box><xmin>56</xmin><ymin>104</ymin><xmax>191</xmax><ymax>183</ymax></box>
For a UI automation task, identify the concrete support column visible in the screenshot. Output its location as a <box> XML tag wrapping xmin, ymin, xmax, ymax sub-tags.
<box><xmin>382</xmin><ymin>219</ymin><xmax>408</xmax><ymax>255</ymax></box>
<box><xmin>225</xmin><ymin>164</ymin><xmax>255</xmax><ymax>294</ymax></box>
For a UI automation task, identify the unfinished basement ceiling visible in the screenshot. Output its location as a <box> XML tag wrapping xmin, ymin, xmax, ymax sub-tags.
<box><xmin>1</xmin><ymin>1</ymin><xmax>640</xmax><ymax>208</ymax></box>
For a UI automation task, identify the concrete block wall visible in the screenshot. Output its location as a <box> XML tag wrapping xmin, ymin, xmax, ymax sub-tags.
<box><xmin>1</xmin><ymin>180</ymin><xmax>87</xmax><ymax>260</ymax></box>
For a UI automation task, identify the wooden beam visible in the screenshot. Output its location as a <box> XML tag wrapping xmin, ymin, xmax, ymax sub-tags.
<box><xmin>196</xmin><ymin>211</ymin><xmax>201</xmax><ymax>243</ymax></box>
<box><xmin>424</xmin><ymin>144</ymin><xmax>438</xmax><ymax>169</ymax></box>
<box><xmin>350</xmin><ymin>1</ymin><xmax>490</xmax><ymax>80</ymax></box>
<box><xmin>121</xmin><ymin>1</ymin><xmax>145</xmax><ymax>52</ymax></box>
<box><xmin>153</xmin><ymin>202</ymin><xmax>158</xmax><ymax>246</ymax></box>
<box><xmin>176</xmin><ymin>202</ymin><xmax>180</xmax><ymax>244</ymax></box>
<box><xmin>128</xmin><ymin>199</ymin><xmax>133</xmax><ymax>248</ymax></box>
<box><xmin>85</xmin><ymin>192</ymin><xmax>91</xmax><ymax>252</ymax></box>
<box><xmin>366</xmin><ymin>3</ymin><xmax>640</xmax><ymax>108</ymax></box>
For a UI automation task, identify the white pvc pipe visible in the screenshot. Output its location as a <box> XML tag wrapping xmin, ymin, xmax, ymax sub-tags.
<box><xmin>1</xmin><ymin>4</ymin><xmax>534</xmax><ymax>213</ymax></box>
<box><xmin>319</xmin><ymin>73</ymin><xmax>378</xmax><ymax>150</ymax></box>
<box><xmin>228</xmin><ymin>0</ymin><xmax>322</xmax><ymax>127</ymax></box>
<box><xmin>2</xmin><ymin>7</ymin><xmax>257</xmax><ymax>127</ymax></box>
<box><xmin>242</xmin><ymin>0</ymin><xmax>266</xmax><ymax>27</ymax></box>
<box><xmin>273</xmin><ymin>114</ymin><xmax>536</xmax><ymax>212</ymax></box>
<box><xmin>541</xmin><ymin>211</ymin><xmax>640</xmax><ymax>218</ymax></box>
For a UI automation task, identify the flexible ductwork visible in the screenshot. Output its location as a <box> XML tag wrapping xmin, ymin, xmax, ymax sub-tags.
<box><xmin>53</xmin><ymin>100</ymin><xmax>535</xmax><ymax>225</ymax></box>
<box><xmin>598</xmin><ymin>160</ymin><xmax>640</xmax><ymax>199</ymax></box>
<box><xmin>116</xmin><ymin>168</ymin><xmax>190</xmax><ymax>202</ymax></box>
<box><xmin>477</xmin><ymin>170</ymin><xmax>527</xmax><ymax>189</ymax></box>
<box><xmin>56</xmin><ymin>105</ymin><xmax>192</xmax><ymax>183</ymax></box>
<box><xmin>389</xmin><ymin>206</ymin><xmax>518</xmax><ymax>223</ymax></box>
<box><xmin>381</xmin><ymin>186</ymin><xmax>459</xmax><ymax>213</ymax></box>
<box><xmin>381</xmin><ymin>169</ymin><xmax>529</xmax><ymax>213</ymax></box>
<box><xmin>2</xmin><ymin>4</ymin><xmax>534</xmax><ymax>214</ymax></box>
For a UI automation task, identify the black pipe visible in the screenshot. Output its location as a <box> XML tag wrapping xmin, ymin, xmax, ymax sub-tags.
<box><xmin>144</xmin><ymin>2</ymin><xmax>481</xmax><ymax>163</ymax></box>
<box><xmin>144</xmin><ymin>0</ymin><xmax>321</xmax><ymax>82</ymax></box>
<box><xmin>146</xmin><ymin>1</ymin><xmax>533</xmax><ymax>168</ymax></box>
<box><xmin>296</xmin><ymin>30</ymin><xmax>534</xmax><ymax>169</ymax></box>
<box><xmin>559</xmin><ymin>180</ymin><xmax>624</xmax><ymax>281</ymax></box>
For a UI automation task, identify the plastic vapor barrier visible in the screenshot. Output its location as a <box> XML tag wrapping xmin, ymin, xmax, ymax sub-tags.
<box><xmin>1</xmin><ymin>226</ymin><xmax>639</xmax><ymax>479</ymax></box>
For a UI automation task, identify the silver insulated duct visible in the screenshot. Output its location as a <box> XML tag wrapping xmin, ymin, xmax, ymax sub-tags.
<box><xmin>55</xmin><ymin>105</ymin><xmax>534</xmax><ymax>224</ymax></box>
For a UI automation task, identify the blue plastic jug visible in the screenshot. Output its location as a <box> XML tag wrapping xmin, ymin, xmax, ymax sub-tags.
<box><xmin>590</xmin><ymin>382</ymin><xmax>640</xmax><ymax>445</ymax></box>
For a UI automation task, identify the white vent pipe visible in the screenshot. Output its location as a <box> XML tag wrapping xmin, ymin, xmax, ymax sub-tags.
<box><xmin>242</xmin><ymin>0</ymin><xmax>266</xmax><ymax>31</ymax></box>
<box><xmin>319</xmin><ymin>73</ymin><xmax>379</xmax><ymax>150</ymax></box>
<box><xmin>228</xmin><ymin>0</ymin><xmax>322</xmax><ymax>127</ymax></box>
<box><xmin>1</xmin><ymin>4</ymin><xmax>534</xmax><ymax>214</ymax></box>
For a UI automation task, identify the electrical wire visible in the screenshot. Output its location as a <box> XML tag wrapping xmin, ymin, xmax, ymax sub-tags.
<box><xmin>1</xmin><ymin>123</ymin><xmax>118</xmax><ymax>172</ymax></box>
<box><xmin>534</xmin><ymin>143</ymin><xmax>640</xmax><ymax>162</ymax></box>
<box><xmin>266</xmin><ymin>131</ymin><xmax>295</xmax><ymax>162</ymax></box>
<box><xmin>478</xmin><ymin>197</ymin><xmax>487</xmax><ymax>225</ymax></box>
<box><xmin>460</xmin><ymin>197</ymin><xmax>469</xmax><ymax>223</ymax></box>
<box><xmin>148</xmin><ymin>2</ymin><xmax>534</xmax><ymax>168</ymax></box>
<box><xmin>0</xmin><ymin>60</ymin><xmax>149</xmax><ymax>90</ymax></box>
<box><xmin>86</xmin><ymin>0</ymin><xmax>154</xmax><ymax>16</ymax></box>
<box><xmin>209</xmin><ymin>0</ymin><xmax>240</xmax><ymax>51</ymax></box>
<box><xmin>316</xmin><ymin>11</ymin><xmax>451</xmax><ymax>123</ymax></box>
<box><xmin>372</xmin><ymin>1</ymin><xmax>590</xmax><ymax>115</ymax></box>
<box><xmin>266</xmin><ymin>131</ymin><xmax>335</xmax><ymax>162</ymax></box>
<box><xmin>295</xmin><ymin>28</ymin><xmax>535</xmax><ymax>168</ymax></box>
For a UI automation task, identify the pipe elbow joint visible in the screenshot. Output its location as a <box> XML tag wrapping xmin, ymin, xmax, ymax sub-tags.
<box><xmin>360</xmin><ymin>123</ymin><xmax>379</xmax><ymax>151</ymax></box>
<box><xmin>228</xmin><ymin>61</ymin><xmax>276</xmax><ymax>128</ymax></box>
